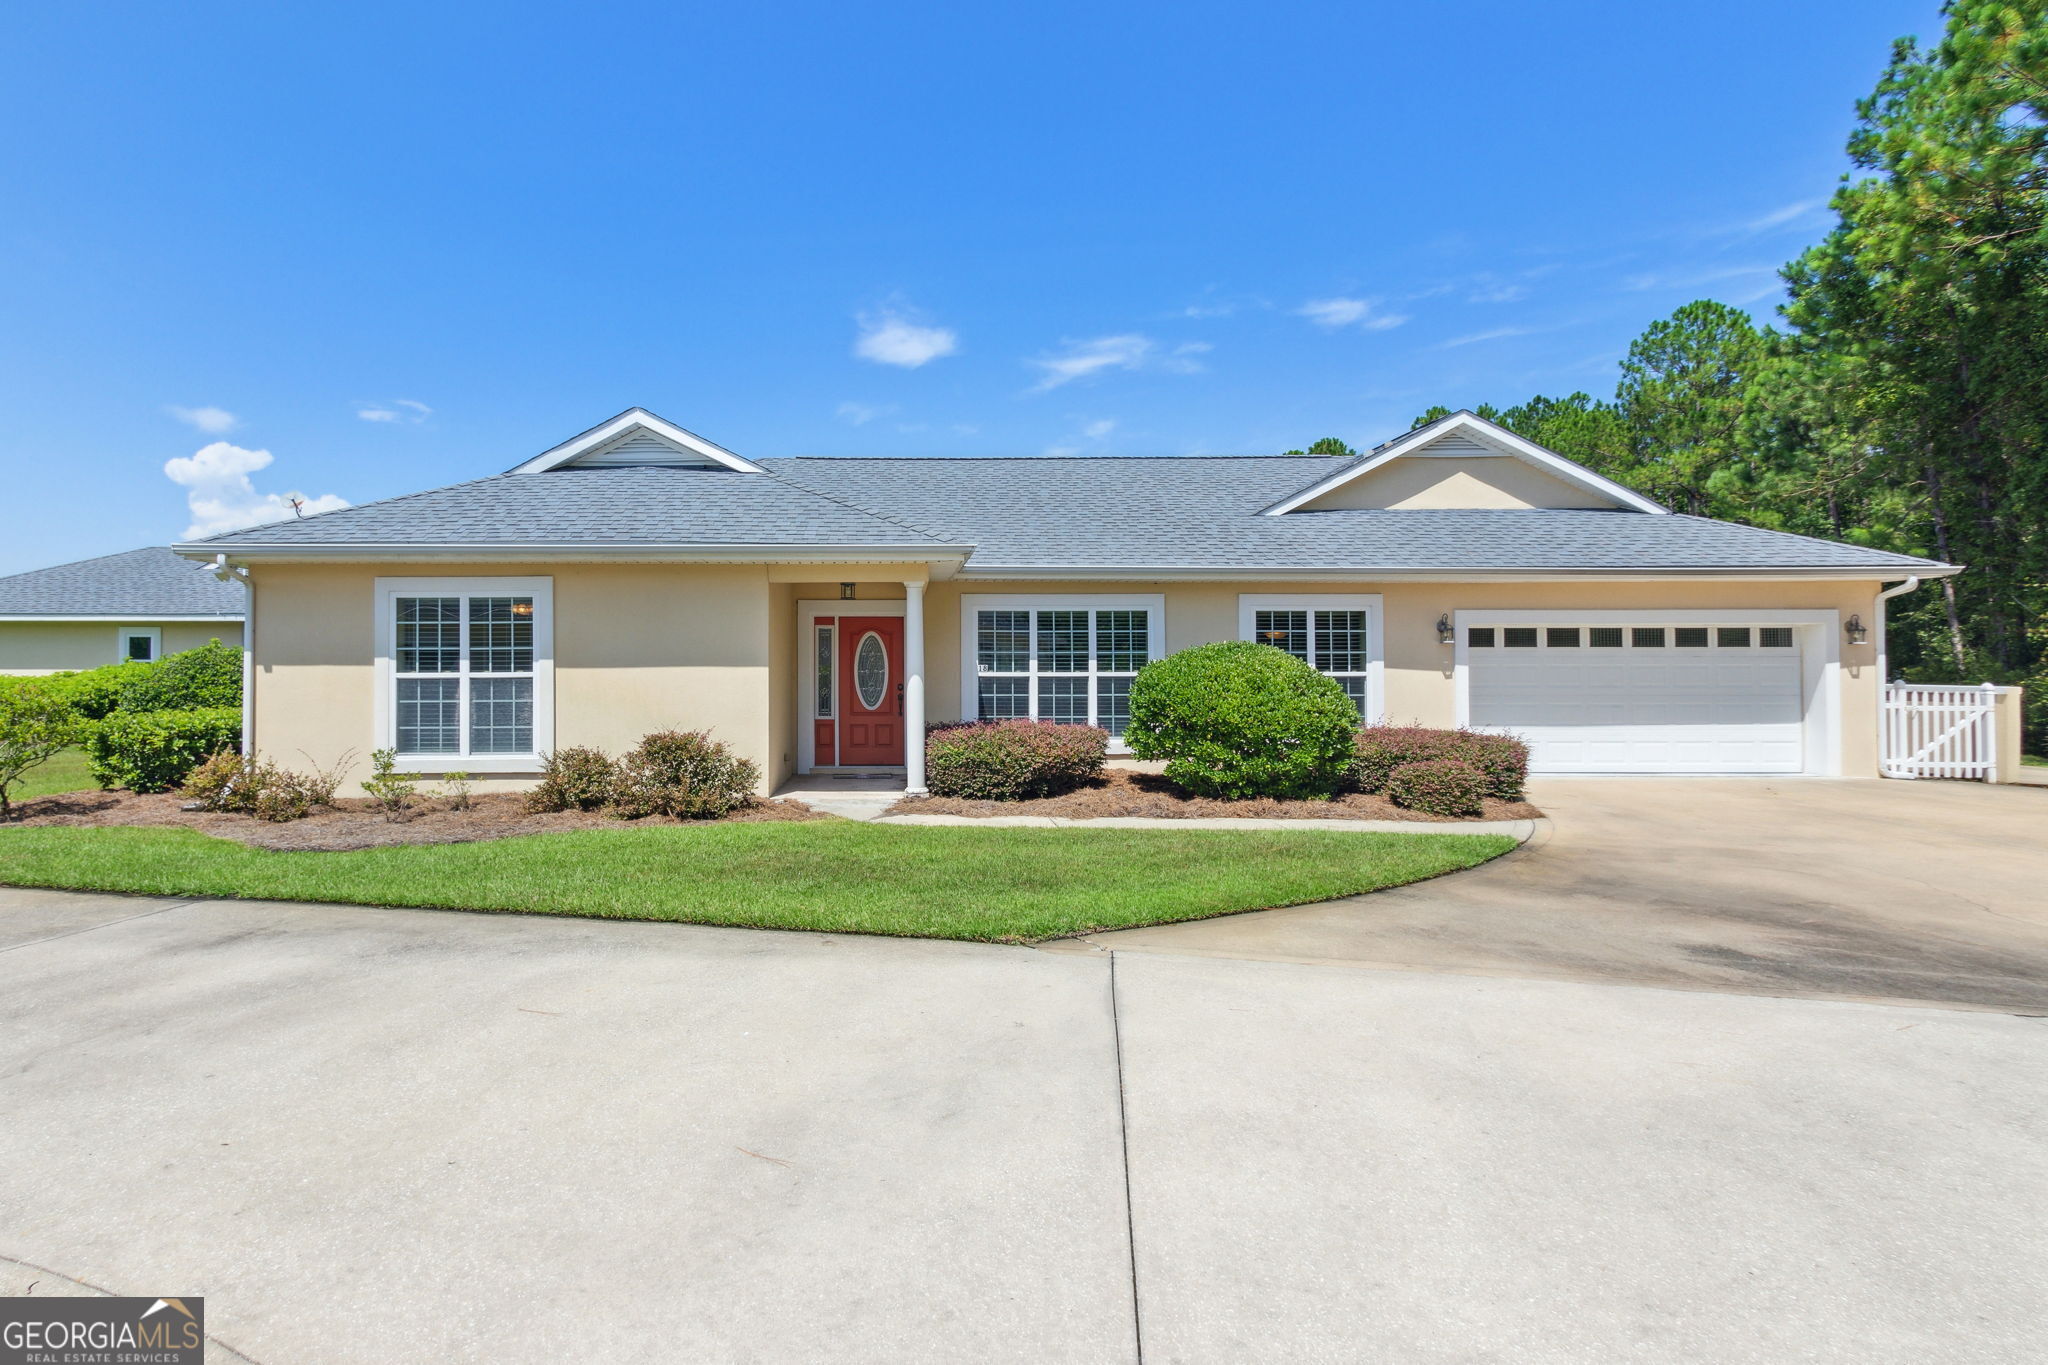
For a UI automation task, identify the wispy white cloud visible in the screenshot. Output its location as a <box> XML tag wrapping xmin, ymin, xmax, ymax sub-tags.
<box><xmin>1466</xmin><ymin>282</ymin><xmax>1528</xmax><ymax>304</ymax></box>
<box><xmin>854</xmin><ymin>308</ymin><xmax>958</xmax><ymax>368</ymax></box>
<box><xmin>1042</xmin><ymin>443</ymin><xmax>1082</xmax><ymax>457</ymax></box>
<box><xmin>1722</xmin><ymin>199</ymin><xmax>1825</xmax><ymax>236</ymax></box>
<box><xmin>165</xmin><ymin>442</ymin><xmax>349</xmax><ymax>539</ymax></box>
<box><xmin>1082</xmin><ymin>418</ymin><xmax>1117</xmax><ymax>439</ymax></box>
<box><xmin>836</xmin><ymin>401</ymin><xmax>897</xmax><ymax>426</ymax></box>
<box><xmin>166</xmin><ymin>405</ymin><xmax>239</xmax><ymax>435</ymax></box>
<box><xmin>358</xmin><ymin>398</ymin><xmax>432</xmax><ymax>424</ymax></box>
<box><xmin>1438</xmin><ymin>325</ymin><xmax>1539</xmax><ymax>348</ymax></box>
<box><xmin>1295</xmin><ymin>297</ymin><xmax>1408</xmax><ymax>331</ymax></box>
<box><xmin>1028</xmin><ymin>334</ymin><xmax>1204</xmax><ymax>391</ymax></box>
<box><xmin>1622</xmin><ymin>263</ymin><xmax>1778</xmax><ymax>292</ymax></box>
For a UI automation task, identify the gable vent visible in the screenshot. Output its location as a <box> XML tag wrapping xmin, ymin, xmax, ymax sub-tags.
<box><xmin>1408</xmin><ymin>433</ymin><xmax>1497</xmax><ymax>459</ymax></box>
<box><xmin>568</xmin><ymin>429</ymin><xmax>725</xmax><ymax>469</ymax></box>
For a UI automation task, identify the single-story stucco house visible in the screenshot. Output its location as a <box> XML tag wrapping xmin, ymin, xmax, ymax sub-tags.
<box><xmin>0</xmin><ymin>546</ymin><xmax>246</xmax><ymax>675</ymax></box>
<box><xmin>173</xmin><ymin>407</ymin><xmax>1956</xmax><ymax>795</ymax></box>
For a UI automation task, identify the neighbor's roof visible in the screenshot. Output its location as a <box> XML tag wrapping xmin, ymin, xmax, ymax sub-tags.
<box><xmin>177</xmin><ymin>449</ymin><xmax>1951</xmax><ymax>576</ymax></box>
<box><xmin>0</xmin><ymin>546</ymin><xmax>246</xmax><ymax>617</ymax></box>
<box><xmin>183</xmin><ymin>467</ymin><xmax>964</xmax><ymax>552</ymax></box>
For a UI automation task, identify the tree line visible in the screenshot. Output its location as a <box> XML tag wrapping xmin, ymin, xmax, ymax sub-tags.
<box><xmin>1311</xmin><ymin>3</ymin><xmax>2048</xmax><ymax>748</ymax></box>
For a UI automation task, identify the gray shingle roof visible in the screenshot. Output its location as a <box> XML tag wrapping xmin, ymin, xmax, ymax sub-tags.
<box><xmin>766</xmin><ymin>456</ymin><xmax>1945</xmax><ymax>572</ymax></box>
<box><xmin>0</xmin><ymin>547</ymin><xmax>245</xmax><ymax>617</ymax></box>
<box><xmin>185</xmin><ymin>467</ymin><xmax>961</xmax><ymax>549</ymax></box>
<box><xmin>176</xmin><ymin>452</ymin><xmax>1949</xmax><ymax>575</ymax></box>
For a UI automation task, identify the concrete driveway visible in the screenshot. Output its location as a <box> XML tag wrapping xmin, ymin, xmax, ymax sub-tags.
<box><xmin>1090</xmin><ymin>777</ymin><xmax>2048</xmax><ymax>1012</ymax></box>
<box><xmin>3</xmin><ymin>884</ymin><xmax>2046</xmax><ymax>1362</ymax></box>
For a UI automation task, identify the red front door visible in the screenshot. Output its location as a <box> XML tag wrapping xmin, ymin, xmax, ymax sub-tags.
<box><xmin>837</xmin><ymin>617</ymin><xmax>904</xmax><ymax>765</ymax></box>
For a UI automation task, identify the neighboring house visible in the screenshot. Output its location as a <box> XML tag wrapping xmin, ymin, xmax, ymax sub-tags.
<box><xmin>0</xmin><ymin>546</ymin><xmax>246</xmax><ymax>675</ymax></box>
<box><xmin>175</xmin><ymin>407</ymin><xmax>1955</xmax><ymax>794</ymax></box>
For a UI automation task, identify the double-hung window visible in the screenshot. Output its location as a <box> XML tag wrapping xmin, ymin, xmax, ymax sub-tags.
<box><xmin>962</xmin><ymin>595</ymin><xmax>1163</xmax><ymax>746</ymax></box>
<box><xmin>377</xmin><ymin>577</ymin><xmax>553</xmax><ymax>771</ymax></box>
<box><xmin>1238</xmin><ymin>594</ymin><xmax>1383</xmax><ymax>718</ymax></box>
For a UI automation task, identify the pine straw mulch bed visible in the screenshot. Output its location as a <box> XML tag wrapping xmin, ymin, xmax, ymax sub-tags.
<box><xmin>888</xmin><ymin>768</ymin><xmax>1541</xmax><ymax>823</ymax></box>
<box><xmin>0</xmin><ymin>789</ymin><xmax>830</xmax><ymax>852</ymax></box>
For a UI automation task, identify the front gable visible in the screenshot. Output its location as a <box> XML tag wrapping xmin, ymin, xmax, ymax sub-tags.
<box><xmin>1263</xmin><ymin>411</ymin><xmax>1665</xmax><ymax>515</ymax></box>
<box><xmin>506</xmin><ymin>407</ymin><xmax>766</xmax><ymax>474</ymax></box>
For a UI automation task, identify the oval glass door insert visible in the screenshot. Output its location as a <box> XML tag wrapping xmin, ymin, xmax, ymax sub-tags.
<box><xmin>854</xmin><ymin>631</ymin><xmax>889</xmax><ymax>709</ymax></box>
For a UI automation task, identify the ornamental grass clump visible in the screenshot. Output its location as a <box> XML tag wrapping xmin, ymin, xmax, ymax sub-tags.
<box><xmin>1383</xmin><ymin>758</ymin><xmax>1490</xmax><ymax>818</ymax></box>
<box><xmin>608</xmin><ymin>729</ymin><xmax>759</xmax><ymax>820</ymax></box>
<box><xmin>923</xmin><ymin>720</ymin><xmax>1109</xmax><ymax>800</ymax></box>
<box><xmin>1124</xmin><ymin>642</ymin><xmax>1358</xmax><ymax>800</ymax></box>
<box><xmin>1351</xmin><ymin>725</ymin><xmax>1528</xmax><ymax>801</ymax></box>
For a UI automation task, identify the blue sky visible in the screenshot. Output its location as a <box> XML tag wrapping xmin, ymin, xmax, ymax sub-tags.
<box><xmin>0</xmin><ymin>0</ymin><xmax>1937</xmax><ymax>574</ymax></box>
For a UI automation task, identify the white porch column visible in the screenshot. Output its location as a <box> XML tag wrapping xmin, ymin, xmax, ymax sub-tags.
<box><xmin>903</xmin><ymin>579</ymin><xmax>928</xmax><ymax>795</ymax></box>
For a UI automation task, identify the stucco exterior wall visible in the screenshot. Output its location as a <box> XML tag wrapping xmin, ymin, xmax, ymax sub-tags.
<box><xmin>0</xmin><ymin>619</ymin><xmax>243</xmax><ymax>675</ymax></box>
<box><xmin>249</xmin><ymin>562</ymin><xmax>775</xmax><ymax>795</ymax></box>
<box><xmin>919</xmin><ymin>577</ymin><xmax>1889</xmax><ymax>777</ymax></box>
<box><xmin>1304</xmin><ymin>456</ymin><xmax>1614</xmax><ymax>510</ymax></box>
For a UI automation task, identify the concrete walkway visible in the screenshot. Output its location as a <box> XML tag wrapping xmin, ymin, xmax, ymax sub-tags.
<box><xmin>1090</xmin><ymin>776</ymin><xmax>2048</xmax><ymax>1013</ymax></box>
<box><xmin>3</xmin><ymin>885</ymin><xmax>2045</xmax><ymax>1362</ymax></box>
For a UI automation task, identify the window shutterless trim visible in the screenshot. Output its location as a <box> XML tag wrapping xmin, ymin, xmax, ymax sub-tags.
<box><xmin>1235</xmin><ymin>594</ymin><xmax>1385</xmax><ymax>722</ymax></box>
<box><xmin>958</xmin><ymin>594</ymin><xmax>1164</xmax><ymax>753</ymax></box>
<box><xmin>373</xmin><ymin>576</ymin><xmax>554</xmax><ymax>773</ymax></box>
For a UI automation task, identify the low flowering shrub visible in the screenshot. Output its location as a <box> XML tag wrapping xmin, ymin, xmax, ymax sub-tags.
<box><xmin>84</xmin><ymin>707</ymin><xmax>241</xmax><ymax>793</ymax></box>
<box><xmin>1124</xmin><ymin>642</ymin><xmax>1358</xmax><ymax>800</ymax></box>
<box><xmin>924</xmin><ymin>720</ymin><xmax>1109</xmax><ymax>800</ymax></box>
<box><xmin>1351</xmin><ymin>725</ymin><xmax>1528</xmax><ymax>801</ymax></box>
<box><xmin>527</xmin><ymin>747</ymin><xmax>617</xmax><ymax>813</ymax></box>
<box><xmin>181</xmin><ymin>750</ymin><xmax>347</xmax><ymax>822</ymax></box>
<box><xmin>1384</xmin><ymin>758</ymin><xmax>1490</xmax><ymax>818</ymax></box>
<box><xmin>609</xmin><ymin>730</ymin><xmax>759</xmax><ymax>820</ymax></box>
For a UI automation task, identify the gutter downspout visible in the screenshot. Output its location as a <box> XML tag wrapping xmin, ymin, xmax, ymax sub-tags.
<box><xmin>215</xmin><ymin>555</ymin><xmax>254</xmax><ymax>757</ymax></box>
<box><xmin>1875</xmin><ymin>577</ymin><xmax>1921</xmax><ymax>686</ymax></box>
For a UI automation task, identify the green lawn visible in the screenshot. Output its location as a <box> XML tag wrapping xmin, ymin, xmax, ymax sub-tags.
<box><xmin>7</xmin><ymin>747</ymin><xmax>95</xmax><ymax>804</ymax></box>
<box><xmin>2025</xmin><ymin>753</ymin><xmax>2047</xmax><ymax>767</ymax></box>
<box><xmin>0</xmin><ymin>822</ymin><xmax>1514</xmax><ymax>943</ymax></box>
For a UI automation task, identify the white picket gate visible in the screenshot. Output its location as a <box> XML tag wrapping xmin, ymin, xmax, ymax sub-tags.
<box><xmin>1881</xmin><ymin>682</ymin><xmax>2000</xmax><ymax>780</ymax></box>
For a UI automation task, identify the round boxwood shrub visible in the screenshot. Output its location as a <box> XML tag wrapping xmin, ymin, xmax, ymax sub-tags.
<box><xmin>1384</xmin><ymin>758</ymin><xmax>1489</xmax><ymax>818</ymax></box>
<box><xmin>1124</xmin><ymin>642</ymin><xmax>1359</xmax><ymax>800</ymax></box>
<box><xmin>84</xmin><ymin>706</ymin><xmax>241</xmax><ymax>793</ymax></box>
<box><xmin>117</xmin><ymin>639</ymin><xmax>242</xmax><ymax>713</ymax></box>
<box><xmin>924</xmin><ymin>720</ymin><xmax>1108</xmax><ymax>800</ymax></box>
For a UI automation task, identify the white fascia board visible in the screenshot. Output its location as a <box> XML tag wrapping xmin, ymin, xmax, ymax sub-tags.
<box><xmin>951</xmin><ymin>564</ymin><xmax>1958</xmax><ymax>582</ymax></box>
<box><xmin>506</xmin><ymin>407</ymin><xmax>766</xmax><ymax>474</ymax></box>
<box><xmin>172</xmin><ymin>542</ymin><xmax>972</xmax><ymax>564</ymax></box>
<box><xmin>0</xmin><ymin>613</ymin><xmax>245</xmax><ymax>622</ymax></box>
<box><xmin>1259</xmin><ymin>411</ymin><xmax>1669</xmax><ymax>516</ymax></box>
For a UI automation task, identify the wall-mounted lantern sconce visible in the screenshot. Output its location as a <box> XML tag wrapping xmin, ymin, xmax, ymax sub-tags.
<box><xmin>839</xmin><ymin>582</ymin><xmax>857</xmax><ymax>600</ymax></box>
<box><xmin>1436</xmin><ymin>614</ymin><xmax>1455</xmax><ymax>645</ymax></box>
<box><xmin>1844</xmin><ymin>614</ymin><xmax>1867</xmax><ymax>645</ymax></box>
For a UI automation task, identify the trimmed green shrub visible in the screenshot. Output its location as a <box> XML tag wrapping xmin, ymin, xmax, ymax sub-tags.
<box><xmin>0</xmin><ymin>662</ymin><xmax>154</xmax><ymax>720</ymax></box>
<box><xmin>1351</xmin><ymin>725</ymin><xmax>1529</xmax><ymax>800</ymax></box>
<box><xmin>527</xmin><ymin>746</ymin><xmax>617</xmax><ymax>812</ymax></box>
<box><xmin>924</xmin><ymin>721</ymin><xmax>1109</xmax><ymax>800</ymax></box>
<box><xmin>0</xmin><ymin>681</ymin><xmax>85</xmax><ymax>813</ymax></box>
<box><xmin>117</xmin><ymin>639</ymin><xmax>242</xmax><ymax>713</ymax></box>
<box><xmin>84</xmin><ymin>707</ymin><xmax>241</xmax><ymax>793</ymax></box>
<box><xmin>1384</xmin><ymin>758</ymin><xmax>1489</xmax><ymax>818</ymax></box>
<box><xmin>1124</xmin><ymin>642</ymin><xmax>1359</xmax><ymax>799</ymax></box>
<box><xmin>609</xmin><ymin>730</ymin><xmax>759</xmax><ymax>820</ymax></box>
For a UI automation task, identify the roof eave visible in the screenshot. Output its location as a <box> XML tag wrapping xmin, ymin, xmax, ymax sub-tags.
<box><xmin>174</xmin><ymin>541</ymin><xmax>974</xmax><ymax>565</ymax></box>
<box><xmin>949</xmin><ymin>563</ymin><xmax>1959</xmax><ymax>582</ymax></box>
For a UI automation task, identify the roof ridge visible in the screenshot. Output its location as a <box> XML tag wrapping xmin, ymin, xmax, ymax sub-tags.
<box><xmin>762</xmin><ymin>453</ymin><xmax>1337</xmax><ymax>463</ymax></box>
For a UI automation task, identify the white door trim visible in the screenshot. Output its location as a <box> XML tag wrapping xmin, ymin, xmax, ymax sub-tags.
<box><xmin>1452</xmin><ymin>607</ymin><xmax>1841</xmax><ymax>776</ymax></box>
<box><xmin>797</xmin><ymin>599</ymin><xmax>905</xmax><ymax>774</ymax></box>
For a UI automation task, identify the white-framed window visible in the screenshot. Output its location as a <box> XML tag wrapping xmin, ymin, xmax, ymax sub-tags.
<box><xmin>373</xmin><ymin>577</ymin><xmax>554</xmax><ymax>772</ymax></box>
<box><xmin>959</xmin><ymin>594</ymin><xmax>1165</xmax><ymax>746</ymax></box>
<box><xmin>115</xmin><ymin>626</ymin><xmax>162</xmax><ymax>663</ymax></box>
<box><xmin>1237</xmin><ymin>594</ymin><xmax>1384</xmax><ymax>719</ymax></box>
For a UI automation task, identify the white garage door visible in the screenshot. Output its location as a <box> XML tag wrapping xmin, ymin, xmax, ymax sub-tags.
<box><xmin>1467</xmin><ymin>623</ymin><xmax>1805</xmax><ymax>774</ymax></box>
